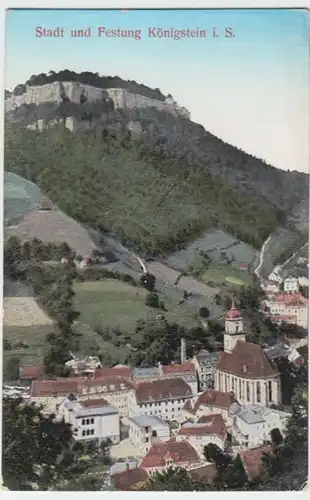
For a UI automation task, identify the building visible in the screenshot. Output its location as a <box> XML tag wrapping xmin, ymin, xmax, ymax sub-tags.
<box><xmin>65</xmin><ymin>356</ymin><xmax>102</xmax><ymax>376</ymax></box>
<box><xmin>79</xmin><ymin>376</ymin><xmax>133</xmax><ymax>417</ymax></box>
<box><xmin>30</xmin><ymin>378</ymin><xmax>86</xmax><ymax>413</ymax></box>
<box><xmin>238</xmin><ymin>445</ymin><xmax>272</xmax><ymax>481</ymax></box>
<box><xmin>232</xmin><ymin>405</ymin><xmax>290</xmax><ymax>449</ymax></box>
<box><xmin>128</xmin><ymin>378</ymin><xmax>193</xmax><ymax>421</ymax></box>
<box><xmin>215</xmin><ymin>302</ymin><xmax>281</xmax><ymax>407</ymax></box>
<box><xmin>176</xmin><ymin>414</ymin><xmax>228</xmax><ymax>455</ymax></box>
<box><xmin>261</xmin><ymin>279</ymin><xmax>280</xmax><ymax>297</ymax></box>
<box><xmin>128</xmin><ymin>415</ymin><xmax>170</xmax><ymax>454</ymax></box>
<box><xmin>298</xmin><ymin>276</ymin><xmax>309</xmax><ymax>288</ymax></box>
<box><xmin>133</xmin><ymin>366</ymin><xmax>162</xmax><ymax>382</ymax></box>
<box><xmin>19</xmin><ymin>365</ymin><xmax>45</xmax><ymax>381</ymax></box>
<box><xmin>95</xmin><ymin>365</ymin><xmax>133</xmax><ymax>380</ymax></box>
<box><xmin>161</xmin><ymin>362</ymin><xmax>198</xmax><ymax>394</ymax></box>
<box><xmin>265</xmin><ymin>292</ymin><xmax>308</xmax><ymax>329</ymax></box>
<box><xmin>283</xmin><ymin>276</ymin><xmax>299</xmax><ymax>293</ymax></box>
<box><xmin>191</xmin><ymin>350</ymin><xmax>220</xmax><ymax>390</ymax></box>
<box><xmin>139</xmin><ymin>439</ymin><xmax>201</xmax><ymax>474</ymax></box>
<box><xmin>111</xmin><ymin>466</ymin><xmax>148</xmax><ymax>491</ymax></box>
<box><xmin>193</xmin><ymin>389</ymin><xmax>241</xmax><ymax>426</ymax></box>
<box><xmin>58</xmin><ymin>395</ymin><xmax>120</xmax><ymax>444</ymax></box>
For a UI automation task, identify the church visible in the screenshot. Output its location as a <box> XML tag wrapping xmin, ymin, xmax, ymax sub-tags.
<box><xmin>215</xmin><ymin>300</ymin><xmax>281</xmax><ymax>407</ymax></box>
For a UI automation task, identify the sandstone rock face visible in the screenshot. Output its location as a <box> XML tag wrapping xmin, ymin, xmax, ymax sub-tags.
<box><xmin>5</xmin><ymin>81</ymin><xmax>191</xmax><ymax>119</ymax></box>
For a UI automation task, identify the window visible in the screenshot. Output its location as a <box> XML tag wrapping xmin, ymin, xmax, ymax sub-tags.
<box><xmin>86</xmin><ymin>429</ymin><xmax>90</xmax><ymax>436</ymax></box>
<box><xmin>90</xmin><ymin>418</ymin><xmax>94</xmax><ymax>424</ymax></box>
<box><xmin>246</xmin><ymin>381</ymin><xmax>250</xmax><ymax>402</ymax></box>
<box><xmin>268</xmin><ymin>381</ymin><xmax>272</xmax><ymax>402</ymax></box>
<box><xmin>256</xmin><ymin>382</ymin><xmax>261</xmax><ymax>403</ymax></box>
<box><xmin>232</xmin><ymin>378</ymin><xmax>235</xmax><ymax>391</ymax></box>
<box><xmin>90</xmin><ymin>429</ymin><xmax>94</xmax><ymax>435</ymax></box>
<box><xmin>82</xmin><ymin>430</ymin><xmax>86</xmax><ymax>436</ymax></box>
<box><xmin>82</xmin><ymin>419</ymin><xmax>85</xmax><ymax>425</ymax></box>
<box><xmin>86</xmin><ymin>418</ymin><xmax>90</xmax><ymax>425</ymax></box>
<box><xmin>145</xmin><ymin>437</ymin><xmax>149</xmax><ymax>443</ymax></box>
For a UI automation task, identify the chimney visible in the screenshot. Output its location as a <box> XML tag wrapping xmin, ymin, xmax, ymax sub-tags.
<box><xmin>243</xmin><ymin>364</ymin><xmax>247</xmax><ymax>373</ymax></box>
<box><xmin>181</xmin><ymin>338</ymin><xmax>186</xmax><ymax>364</ymax></box>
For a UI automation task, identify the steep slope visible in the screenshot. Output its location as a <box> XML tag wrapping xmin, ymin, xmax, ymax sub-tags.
<box><xmin>5</xmin><ymin>70</ymin><xmax>309</xmax><ymax>257</ymax></box>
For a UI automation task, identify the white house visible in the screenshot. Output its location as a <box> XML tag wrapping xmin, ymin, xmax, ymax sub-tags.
<box><xmin>215</xmin><ymin>302</ymin><xmax>282</xmax><ymax>407</ymax></box>
<box><xmin>128</xmin><ymin>378</ymin><xmax>193</xmax><ymax>421</ymax></box>
<box><xmin>191</xmin><ymin>350</ymin><xmax>220</xmax><ymax>390</ymax></box>
<box><xmin>232</xmin><ymin>405</ymin><xmax>291</xmax><ymax>450</ymax></box>
<box><xmin>261</xmin><ymin>279</ymin><xmax>280</xmax><ymax>297</ymax></box>
<box><xmin>78</xmin><ymin>376</ymin><xmax>133</xmax><ymax>417</ymax></box>
<box><xmin>267</xmin><ymin>292</ymin><xmax>308</xmax><ymax>329</ymax></box>
<box><xmin>58</xmin><ymin>395</ymin><xmax>120</xmax><ymax>444</ymax></box>
<box><xmin>176</xmin><ymin>413</ymin><xmax>228</xmax><ymax>457</ymax></box>
<box><xmin>128</xmin><ymin>415</ymin><xmax>170</xmax><ymax>454</ymax></box>
<box><xmin>283</xmin><ymin>276</ymin><xmax>299</xmax><ymax>293</ymax></box>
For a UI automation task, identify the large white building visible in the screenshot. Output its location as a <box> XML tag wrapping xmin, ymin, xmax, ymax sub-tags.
<box><xmin>265</xmin><ymin>292</ymin><xmax>308</xmax><ymax>329</ymax></box>
<box><xmin>78</xmin><ymin>376</ymin><xmax>133</xmax><ymax>417</ymax></box>
<box><xmin>58</xmin><ymin>395</ymin><xmax>120</xmax><ymax>444</ymax></box>
<box><xmin>128</xmin><ymin>415</ymin><xmax>170</xmax><ymax>454</ymax></box>
<box><xmin>283</xmin><ymin>276</ymin><xmax>299</xmax><ymax>293</ymax></box>
<box><xmin>215</xmin><ymin>302</ymin><xmax>282</xmax><ymax>407</ymax></box>
<box><xmin>128</xmin><ymin>378</ymin><xmax>193</xmax><ymax>421</ymax></box>
<box><xmin>232</xmin><ymin>405</ymin><xmax>291</xmax><ymax>450</ymax></box>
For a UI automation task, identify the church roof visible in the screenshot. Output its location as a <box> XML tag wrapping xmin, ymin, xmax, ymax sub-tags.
<box><xmin>225</xmin><ymin>298</ymin><xmax>242</xmax><ymax>320</ymax></box>
<box><xmin>216</xmin><ymin>341</ymin><xmax>279</xmax><ymax>379</ymax></box>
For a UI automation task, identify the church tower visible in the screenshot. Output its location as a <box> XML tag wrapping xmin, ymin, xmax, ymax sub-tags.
<box><xmin>224</xmin><ymin>298</ymin><xmax>246</xmax><ymax>353</ymax></box>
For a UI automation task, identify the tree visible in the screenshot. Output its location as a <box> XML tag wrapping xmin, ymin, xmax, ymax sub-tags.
<box><xmin>145</xmin><ymin>292</ymin><xmax>160</xmax><ymax>308</ymax></box>
<box><xmin>199</xmin><ymin>306</ymin><xmax>210</xmax><ymax>318</ymax></box>
<box><xmin>141</xmin><ymin>466</ymin><xmax>210</xmax><ymax>491</ymax></box>
<box><xmin>270</xmin><ymin>428</ymin><xmax>283</xmax><ymax>448</ymax></box>
<box><xmin>140</xmin><ymin>272</ymin><xmax>156</xmax><ymax>291</ymax></box>
<box><xmin>203</xmin><ymin>443</ymin><xmax>230</xmax><ymax>474</ymax></box>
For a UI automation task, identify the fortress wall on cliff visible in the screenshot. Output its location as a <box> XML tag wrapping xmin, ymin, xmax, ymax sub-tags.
<box><xmin>5</xmin><ymin>81</ymin><xmax>190</xmax><ymax>119</ymax></box>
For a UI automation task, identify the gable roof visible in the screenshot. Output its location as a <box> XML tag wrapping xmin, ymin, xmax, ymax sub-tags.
<box><xmin>239</xmin><ymin>445</ymin><xmax>272</xmax><ymax>480</ymax></box>
<box><xmin>31</xmin><ymin>378</ymin><xmax>85</xmax><ymax>397</ymax></box>
<box><xmin>20</xmin><ymin>365</ymin><xmax>45</xmax><ymax>380</ymax></box>
<box><xmin>272</xmin><ymin>292</ymin><xmax>308</xmax><ymax>307</ymax></box>
<box><xmin>112</xmin><ymin>468</ymin><xmax>148</xmax><ymax>490</ymax></box>
<box><xmin>134</xmin><ymin>378</ymin><xmax>192</xmax><ymax>403</ymax></box>
<box><xmin>84</xmin><ymin>376</ymin><xmax>133</xmax><ymax>392</ymax></box>
<box><xmin>216</xmin><ymin>341</ymin><xmax>279</xmax><ymax>379</ymax></box>
<box><xmin>178</xmin><ymin>414</ymin><xmax>227</xmax><ymax>439</ymax></box>
<box><xmin>195</xmin><ymin>389</ymin><xmax>236</xmax><ymax>411</ymax></box>
<box><xmin>140</xmin><ymin>439</ymin><xmax>200</xmax><ymax>469</ymax></box>
<box><xmin>95</xmin><ymin>366</ymin><xmax>133</xmax><ymax>379</ymax></box>
<box><xmin>162</xmin><ymin>362</ymin><xmax>196</xmax><ymax>375</ymax></box>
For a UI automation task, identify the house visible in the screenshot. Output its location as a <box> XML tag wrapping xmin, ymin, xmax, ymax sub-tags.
<box><xmin>261</xmin><ymin>279</ymin><xmax>280</xmax><ymax>297</ymax></box>
<box><xmin>79</xmin><ymin>376</ymin><xmax>133</xmax><ymax>417</ymax></box>
<box><xmin>128</xmin><ymin>378</ymin><xmax>193</xmax><ymax>421</ymax></box>
<box><xmin>111</xmin><ymin>466</ymin><xmax>148</xmax><ymax>491</ymax></box>
<box><xmin>238</xmin><ymin>445</ymin><xmax>272</xmax><ymax>481</ymax></box>
<box><xmin>58</xmin><ymin>395</ymin><xmax>120</xmax><ymax>444</ymax></box>
<box><xmin>176</xmin><ymin>414</ymin><xmax>228</xmax><ymax>456</ymax></box>
<box><xmin>161</xmin><ymin>362</ymin><xmax>199</xmax><ymax>394</ymax></box>
<box><xmin>215</xmin><ymin>301</ymin><xmax>281</xmax><ymax>407</ymax></box>
<box><xmin>267</xmin><ymin>292</ymin><xmax>308</xmax><ymax>329</ymax></box>
<box><xmin>283</xmin><ymin>276</ymin><xmax>299</xmax><ymax>293</ymax></box>
<box><xmin>232</xmin><ymin>405</ymin><xmax>290</xmax><ymax>449</ymax></box>
<box><xmin>193</xmin><ymin>389</ymin><xmax>240</xmax><ymax>426</ymax></box>
<box><xmin>139</xmin><ymin>439</ymin><xmax>201</xmax><ymax>474</ymax></box>
<box><xmin>30</xmin><ymin>378</ymin><xmax>86</xmax><ymax>413</ymax></box>
<box><xmin>96</xmin><ymin>365</ymin><xmax>133</xmax><ymax>380</ymax></box>
<box><xmin>65</xmin><ymin>356</ymin><xmax>102</xmax><ymax>376</ymax></box>
<box><xmin>19</xmin><ymin>365</ymin><xmax>45</xmax><ymax>381</ymax></box>
<box><xmin>128</xmin><ymin>415</ymin><xmax>170</xmax><ymax>454</ymax></box>
<box><xmin>191</xmin><ymin>350</ymin><xmax>220</xmax><ymax>390</ymax></box>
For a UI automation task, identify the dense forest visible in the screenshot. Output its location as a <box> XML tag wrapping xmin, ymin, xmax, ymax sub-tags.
<box><xmin>5</xmin><ymin>123</ymin><xmax>285</xmax><ymax>256</ymax></box>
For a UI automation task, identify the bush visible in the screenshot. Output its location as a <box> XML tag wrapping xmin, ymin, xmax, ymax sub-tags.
<box><xmin>145</xmin><ymin>292</ymin><xmax>160</xmax><ymax>309</ymax></box>
<box><xmin>199</xmin><ymin>306</ymin><xmax>210</xmax><ymax>318</ymax></box>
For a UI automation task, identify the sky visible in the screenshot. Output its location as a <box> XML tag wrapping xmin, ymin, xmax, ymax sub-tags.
<box><xmin>5</xmin><ymin>8</ymin><xmax>310</xmax><ymax>173</ymax></box>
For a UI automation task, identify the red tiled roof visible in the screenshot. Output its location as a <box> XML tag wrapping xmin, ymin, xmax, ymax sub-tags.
<box><xmin>135</xmin><ymin>378</ymin><xmax>192</xmax><ymax>403</ymax></box>
<box><xmin>188</xmin><ymin>463</ymin><xmax>218</xmax><ymax>482</ymax></box>
<box><xmin>195</xmin><ymin>389</ymin><xmax>236</xmax><ymax>411</ymax></box>
<box><xmin>31</xmin><ymin>378</ymin><xmax>85</xmax><ymax>397</ymax></box>
<box><xmin>216</xmin><ymin>341</ymin><xmax>279</xmax><ymax>379</ymax></box>
<box><xmin>112</xmin><ymin>468</ymin><xmax>148</xmax><ymax>491</ymax></box>
<box><xmin>162</xmin><ymin>362</ymin><xmax>196</xmax><ymax>375</ymax></box>
<box><xmin>85</xmin><ymin>376</ymin><xmax>132</xmax><ymax>391</ymax></box>
<box><xmin>20</xmin><ymin>365</ymin><xmax>45</xmax><ymax>379</ymax></box>
<box><xmin>272</xmin><ymin>292</ymin><xmax>308</xmax><ymax>307</ymax></box>
<box><xmin>226</xmin><ymin>306</ymin><xmax>242</xmax><ymax>320</ymax></box>
<box><xmin>80</xmin><ymin>398</ymin><xmax>109</xmax><ymax>408</ymax></box>
<box><xmin>140</xmin><ymin>439</ymin><xmax>200</xmax><ymax>469</ymax></box>
<box><xmin>95</xmin><ymin>366</ymin><xmax>133</xmax><ymax>379</ymax></box>
<box><xmin>239</xmin><ymin>445</ymin><xmax>272</xmax><ymax>480</ymax></box>
<box><xmin>178</xmin><ymin>414</ymin><xmax>227</xmax><ymax>439</ymax></box>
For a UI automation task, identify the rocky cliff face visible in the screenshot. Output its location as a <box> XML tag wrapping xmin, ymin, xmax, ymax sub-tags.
<box><xmin>5</xmin><ymin>81</ymin><xmax>190</xmax><ymax>119</ymax></box>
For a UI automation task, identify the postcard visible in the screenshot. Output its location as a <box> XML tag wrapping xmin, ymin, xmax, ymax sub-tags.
<box><xmin>2</xmin><ymin>7</ymin><xmax>308</xmax><ymax>492</ymax></box>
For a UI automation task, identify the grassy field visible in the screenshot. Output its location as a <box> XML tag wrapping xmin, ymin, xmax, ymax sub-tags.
<box><xmin>201</xmin><ymin>263</ymin><xmax>252</xmax><ymax>288</ymax></box>
<box><xmin>74</xmin><ymin>279</ymin><xmax>200</xmax><ymax>334</ymax></box>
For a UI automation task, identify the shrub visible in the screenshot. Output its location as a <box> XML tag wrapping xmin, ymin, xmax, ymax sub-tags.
<box><xmin>145</xmin><ymin>292</ymin><xmax>160</xmax><ymax>309</ymax></box>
